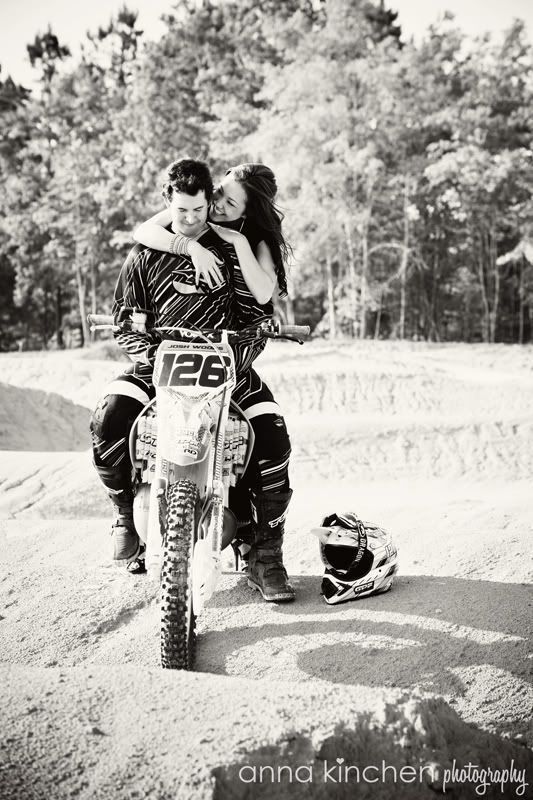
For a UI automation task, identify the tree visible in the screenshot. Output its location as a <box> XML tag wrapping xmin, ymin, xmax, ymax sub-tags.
<box><xmin>2</xmin><ymin>12</ymin><xmax>145</xmax><ymax>347</ymax></box>
<box><xmin>27</xmin><ymin>28</ymin><xmax>71</xmax><ymax>85</ymax></box>
<box><xmin>1</xmin><ymin>0</ymin><xmax>532</xmax><ymax>349</ymax></box>
<box><xmin>241</xmin><ymin>0</ymin><xmax>406</xmax><ymax>336</ymax></box>
<box><xmin>423</xmin><ymin>20</ymin><xmax>533</xmax><ymax>342</ymax></box>
<box><xmin>0</xmin><ymin>68</ymin><xmax>33</xmax><ymax>348</ymax></box>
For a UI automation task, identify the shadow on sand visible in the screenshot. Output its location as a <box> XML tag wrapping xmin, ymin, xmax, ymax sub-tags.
<box><xmin>199</xmin><ymin>574</ymin><xmax>532</xmax><ymax>697</ymax></box>
<box><xmin>208</xmin><ymin>576</ymin><xmax>532</xmax><ymax>799</ymax></box>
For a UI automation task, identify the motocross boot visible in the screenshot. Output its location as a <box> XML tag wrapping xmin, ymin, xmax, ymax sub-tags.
<box><xmin>228</xmin><ymin>484</ymin><xmax>253</xmax><ymax>573</ymax></box>
<box><xmin>111</xmin><ymin>512</ymin><xmax>142</xmax><ymax>564</ymax></box>
<box><xmin>248</xmin><ymin>490</ymin><xmax>295</xmax><ymax>602</ymax></box>
<box><xmin>94</xmin><ymin>463</ymin><xmax>142</xmax><ymax>564</ymax></box>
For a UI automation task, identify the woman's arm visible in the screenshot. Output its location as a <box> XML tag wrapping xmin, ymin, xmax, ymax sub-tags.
<box><xmin>134</xmin><ymin>209</ymin><xmax>224</xmax><ymax>288</ymax></box>
<box><xmin>208</xmin><ymin>223</ymin><xmax>277</xmax><ymax>304</ymax></box>
<box><xmin>133</xmin><ymin>209</ymin><xmax>174</xmax><ymax>252</ymax></box>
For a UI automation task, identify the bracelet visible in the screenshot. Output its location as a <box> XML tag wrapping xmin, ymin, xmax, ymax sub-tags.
<box><xmin>169</xmin><ymin>234</ymin><xmax>180</xmax><ymax>255</ymax></box>
<box><xmin>169</xmin><ymin>233</ymin><xmax>192</xmax><ymax>256</ymax></box>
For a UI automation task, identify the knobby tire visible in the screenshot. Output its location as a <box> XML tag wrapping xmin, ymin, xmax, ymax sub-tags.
<box><xmin>160</xmin><ymin>479</ymin><xmax>198</xmax><ymax>670</ymax></box>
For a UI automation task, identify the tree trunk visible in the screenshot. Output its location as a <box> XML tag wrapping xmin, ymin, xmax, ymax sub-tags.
<box><xmin>42</xmin><ymin>287</ymin><xmax>50</xmax><ymax>348</ymax></box>
<box><xmin>374</xmin><ymin>288</ymin><xmax>382</xmax><ymax>339</ymax></box>
<box><xmin>74</xmin><ymin>198</ymin><xmax>89</xmax><ymax>346</ymax></box>
<box><xmin>431</xmin><ymin>246</ymin><xmax>440</xmax><ymax>341</ymax></box>
<box><xmin>476</xmin><ymin>228</ymin><xmax>491</xmax><ymax>344</ymax></box>
<box><xmin>273</xmin><ymin>294</ymin><xmax>294</xmax><ymax>325</ymax></box>
<box><xmin>90</xmin><ymin>260</ymin><xmax>98</xmax><ymax>314</ymax></box>
<box><xmin>76</xmin><ymin>262</ymin><xmax>89</xmax><ymax>346</ymax></box>
<box><xmin>89</xmin><ymin>259</ymin><xmax>98</xmax><ymax>343</ymax></box>
<box><xmin>360</xmin><ymin>229</ymin><xmax>368</xmax><ymax>339</ymax></box>
<box><xmin>56</xmin><ymin>285</ymin><xmax>64</xmax><ymax>349</ymax></box>
<box><xmin>284</xmin><ymin>295</ymin><xmax>295</xmax><ymax>325</ymax></box>
<box><xmin>359</xmin><ymin>174</ymin><xmax>377</xmax><ymax>340</ymax></box>
<box><xmin>488</xmin><ymin>226</ymin><xmax>499</xmax><ymax>344</ymax></box>
<box><xmin>75</xmin><ymin>239</ymin><xmax>89</xmax><ymax>346</ymax></box>
<box><xmin>325</xmin><ymin>247</ymin><xmax>336</xmax><ymax>339</ymax></box>
<box><xmin>518</xmin><ymin>256</ymin><xmax>524</xmax><ymax>345</ymax></box>
<box><xmin>399</xmin><ymin>262</ymin><xmax>407</xmax><ymax>339</ymax></box>
<box><xmin>273</xmin><ymin>297</ymin><xmax>287</xmax><ymax>324</ymax></box>
<box><xmin>343</xmin><ymin>221</ymin><xmax>357</xmax><ymax>337</ymax></box>
<box><xmin>398</xmin><ymin>180</ymin><xmax>410</xmax><ymax>340</ymax></box>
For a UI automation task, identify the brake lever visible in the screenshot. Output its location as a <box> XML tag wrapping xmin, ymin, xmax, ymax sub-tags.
<box><xmin>263</xmin><ymin>332</ymin><xmax>306</xmax><ymax>345</ymax></box>
<box><xmin>282</xmin><ymin>335</ymin><xmax>306</xmax><ymax>345</ymax></box>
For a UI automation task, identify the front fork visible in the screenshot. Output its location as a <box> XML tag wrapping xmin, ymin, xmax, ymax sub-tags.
<box><xmin>139</xmin><ymin>399</ymin><xmax>250</xmax><ymax>600</ymax></box>
<box><xmin>143</xmin><ymin>452</ymin><xmax>227</xmax><ymax>601</ymax></box>
<box><xmin>144</xmin><ymin>460</ymin><xmax>169</xmax><ymax>576</ymax></box>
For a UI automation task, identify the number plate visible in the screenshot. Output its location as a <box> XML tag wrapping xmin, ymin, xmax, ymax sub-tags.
<box><xmin>153</xmin><ymin>341</ymin><xmax>234</xmax><ymax>390</ymax></box>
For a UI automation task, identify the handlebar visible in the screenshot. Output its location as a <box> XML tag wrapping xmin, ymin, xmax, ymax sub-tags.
<box><xmin>87</xmin><ymin>313</ymin><xmax>114</xmax><ymax>327</ymax></box>
<box><xmin>276</xmin><ymin>325</ymin><xmax>311</xmax><ymax>339</ymax></box>
<box><xmin>87</xmin><ymin>313</ymin><xmax>310</xmax><ymax>344</ymax></box>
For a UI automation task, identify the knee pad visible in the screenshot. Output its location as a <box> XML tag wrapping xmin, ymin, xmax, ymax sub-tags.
<box><xmin>250</xmin><ymin>414</ymin><xmax>291</xmax><ymax>461</ymax></box>
<box><xmin>90</xmin><ymin>393</ymin><xmax>144</xmax><ymax>441</ymax></box>
<box><xmin>247</xmin><ymin>414</ymin><xmax>292</xmax><ymax>494</ymax></box>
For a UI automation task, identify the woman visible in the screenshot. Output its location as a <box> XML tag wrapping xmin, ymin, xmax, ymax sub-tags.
<box><xmin>134</xmin><ymin>163</ymin><xmax>289</xmax><ymax>304</ymax></box>
<box><xmin>134</xmin><ymin>163</ymin><xmax>295</xmax><ymax>603</ymax></box>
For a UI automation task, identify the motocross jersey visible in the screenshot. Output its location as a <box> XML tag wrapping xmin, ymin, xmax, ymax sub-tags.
<box><xmin>112</xmin><ymin>227</ymin><xmax>270</xmax><ymax>374</ymax></box>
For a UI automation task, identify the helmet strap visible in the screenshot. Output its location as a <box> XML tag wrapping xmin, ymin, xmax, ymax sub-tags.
<box><xmin>350</xmin><ymin>520</ymin><xmax>367</xmax><ymax>571</ymax></box>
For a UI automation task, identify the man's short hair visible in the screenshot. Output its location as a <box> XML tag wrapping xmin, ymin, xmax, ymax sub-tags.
<box><xmin>163</xmin><ymin>159</ymin><xmax>214</xmax><ymax>202</ymax></box>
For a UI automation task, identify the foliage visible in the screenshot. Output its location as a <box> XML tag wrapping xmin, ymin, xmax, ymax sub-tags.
<box><xmin>0</xmin><ymin>0</ymin><xmax>532</xmax><ymax>348</ymax></box>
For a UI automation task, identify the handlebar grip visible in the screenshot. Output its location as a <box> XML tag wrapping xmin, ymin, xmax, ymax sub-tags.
<box><xmin>278</xmin><ymin>325</ymin><xmax>311</xmax><ymax>338</ymax></box>
<box><xmin>87</xmin><ymin>314</ymin><xmax>114</xmax><ymax>326</ymax></box>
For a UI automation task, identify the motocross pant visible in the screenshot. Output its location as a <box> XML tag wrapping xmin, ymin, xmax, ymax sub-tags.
<box><xmin>90</xmin><ymin>362</ymin><xmax>291</xmax><ymax>517</ymax></box>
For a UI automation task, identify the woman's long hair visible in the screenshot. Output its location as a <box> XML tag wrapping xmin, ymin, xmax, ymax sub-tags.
<box><xmin>229</xmin><ymin>164</ymin><xmax>291</xmax><ymax>297</ymax></box>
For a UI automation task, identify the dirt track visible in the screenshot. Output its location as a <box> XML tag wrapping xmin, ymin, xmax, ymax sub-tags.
<box><xmin>0</xmin><ymin>341</ymin><xmax>532</xmax><ymax>799</ymax></box>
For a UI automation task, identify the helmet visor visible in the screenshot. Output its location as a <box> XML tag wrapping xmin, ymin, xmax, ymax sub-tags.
<box><xmin>323</xmin><ymin>543</ymin><xmax>374</xmax><ymax>580</ymax></box>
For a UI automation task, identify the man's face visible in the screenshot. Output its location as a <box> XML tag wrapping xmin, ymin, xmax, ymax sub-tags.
<box><xmin>169</xmin><ymin>190</ymin><xmax>209</xmax><ymax>237</ymax></box>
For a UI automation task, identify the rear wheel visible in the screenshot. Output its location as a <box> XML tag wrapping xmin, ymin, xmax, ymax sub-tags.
<box><xmin>160</xmin><ymin>479</ymin><xmax>199</xmax><ymax>669</ymax></box>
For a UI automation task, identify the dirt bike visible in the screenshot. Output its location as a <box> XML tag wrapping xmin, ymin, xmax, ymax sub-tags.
<box><xmin>88</xmin><ymin>313</ymin><xmax>309</xmax><ymax>670</ymax></box>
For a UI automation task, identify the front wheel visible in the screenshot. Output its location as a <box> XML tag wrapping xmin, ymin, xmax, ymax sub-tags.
<box><xmin>160</xmin><ymin>479</ymin><xmax>199</xmax><ymax>669</ymax></box>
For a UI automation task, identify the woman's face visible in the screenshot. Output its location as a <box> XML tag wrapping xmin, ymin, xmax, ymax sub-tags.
<box><xmin>210</xmin><ymin>173</ymin><xmax>247</xmax><ymax>222</ymax></box>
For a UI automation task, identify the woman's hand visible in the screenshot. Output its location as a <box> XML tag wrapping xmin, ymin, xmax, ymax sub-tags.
<box><xmin>207</xmin><ymin>222</ymin><xmax>247</xmax><ymax>245</ymax></box>
<box><xmin>188</xmin><ymin>240</ymin><xmax>224</xmax><ymax>289</ymax></box>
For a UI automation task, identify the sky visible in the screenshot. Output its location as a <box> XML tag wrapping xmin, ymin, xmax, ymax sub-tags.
<box><xmin>1</xmin><ymin>0</ymin><xmax>532</xmax><ymax>86</ymax></box>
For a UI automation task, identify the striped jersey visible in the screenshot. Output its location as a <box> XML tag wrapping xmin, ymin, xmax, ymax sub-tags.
<box><xmin>112</xmin><ymin>227</ymin><xmax>270</xmax><ymax>374</ymax></box>
<box><xmin>220</xmin><ymin>217</ymin><xmax>275</xmax><ymax>324</ymax></box>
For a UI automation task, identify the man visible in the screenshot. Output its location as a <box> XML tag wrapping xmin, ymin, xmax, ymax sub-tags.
<box><xmin>90</xmin><ymin>159</ymin><xmax>294</xmax><ymax>601</ymax></box>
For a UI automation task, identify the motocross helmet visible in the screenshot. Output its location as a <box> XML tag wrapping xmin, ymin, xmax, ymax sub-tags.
<box><xmin>311</xmin><ymin>512</ymin><xmax>398</xmax><ymax>605</ymax></box>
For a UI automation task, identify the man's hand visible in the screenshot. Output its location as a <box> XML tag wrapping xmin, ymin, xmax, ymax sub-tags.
<box><xmin>188</xmin><ymin>240</ymin><xmax>225</xmax><ymax>289</ymax></box>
